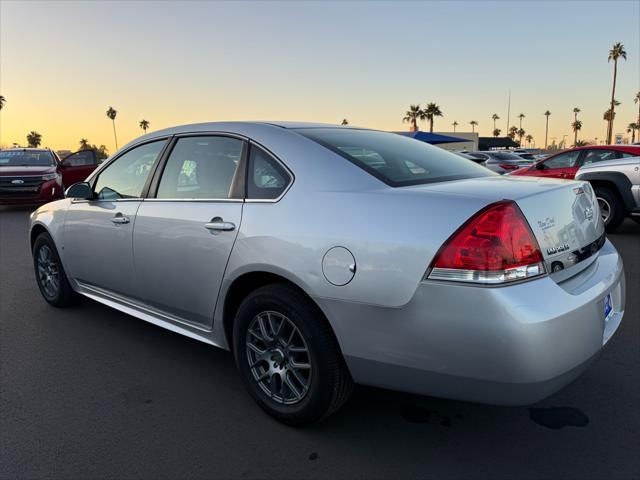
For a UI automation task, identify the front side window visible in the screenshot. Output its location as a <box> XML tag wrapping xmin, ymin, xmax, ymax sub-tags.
<box><xmin>247</xmin><ymin>145</ymin><xmax>290</xmax><ymax>199</ymax></box>
<box><xmin>156</xmin><ymin>136</ymin><xmax>243</xmax><ymax>199</ymax></box>
<box><xmin>63</xmin><ymin>150</ymin><xmax>96</xmax><ymax>166</ymax></box>
<box><xmin>94</xmin><ymin>140</ymin><xmax>165</xmax><ymax>200</ymax></box>
<box><xmin>297</xmin><ymin>128</ymin><xmax>492</xmax><ymax>186</ymax></box>
<box><xmin>542</xmin><ymin>150</ymin><xmax>581</xmax><ymax>169</ymax></box>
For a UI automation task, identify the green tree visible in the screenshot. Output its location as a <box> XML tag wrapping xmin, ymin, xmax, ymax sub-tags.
<box><xmin>573</xmin><ymin>107</ymin><xmax>581</xmax><ymax>122</ymax></box>
<box><xmin>572</xmin><ymin>120</ymin><xmax>583</xmax><ymax>146</ymax></box>
<box><xmin>626</xmin><ymin>122</ymin><xmax>638</xmax><ymax>143</ymax></box>
<box><xmin>27</xmin><ymin>131</ymin><xmax>42</xmax><ymax>147</ymax></box>
<box><xmin>544</xmin><ymin>110</ymin><xmax>551</xmax><ymax>148</ymax></box>
<box><xmin>634</xmin><ymin>91</ymin><xmax>640</xmax><ymax>124</ymax></box>
<box><xmin>518</xmin><ymin>113</ymin><xmax>525</xmax><ymax>129</ymax></box>
<box><xmin>491</xmin><ymin>113</ymin><xmax>500</xmax><ymax>130</ymax></box>
<box><xmin>340</xmin><ymin>118</ymin><xmax>349</xmax><ymax>126</ymax></box>
<box><xmin>469</xmin><ymin>120</ymin><xmax>478</xmax><ymax>133</ymax></box>
<box><xmin>525</xmin><ymin>134</ymin><xmax>533</xmax><ymax>147</ymax></box>
<box><xmin>493</xmin><ymin>128</ymin><xmax>501</xmax><ymax>137</ymax></box>
<box><xmin>508</xmin><ymin>125</ymin><xmax>518</xmax><ymax>140</ymax></box>
<box><xmin>606</xmin><ymin>42</ymin><xmax>627</xmax><ymax>143</ymax></box>
<box><xmin>79</xmin><ymin>138</ymin><xmax>90</xmax><ymax>150</ymax></box>
<box><xmin>424</xmin><ymin>103</ymin><xmax>443</xmax><ymax>132</ymax></box>
<box><xmin>106</xmin><ymin>106</ymin><xmax>118</xmax><ymax>150</ymax></box>
<box><xmin>452</xmin><ymin>120</ymin><xmax>458</xmax><ymax>132</ymax></box>
<box><xmin>139</xmin><ymin>119</ymin><xmax>150</xmax><ymax>133</ymax></box>
<box><xmin>0</xmin><ymin>95</ymin><xmax>5</xmax><ymax>111</ymax></box>
<box><xmin>575</xmin><ymin>140</ymin><xmax>589</xmax><ymax>147</ymax></box>
<box><xmin>517</xmin><ymin>127</ymin><xmax>525</xmax><ymax>146</ymax></box>
<box><xmin>403</xmin><ymin>104</ymin><xmax>425</xmax><ymax>131</ymax></box>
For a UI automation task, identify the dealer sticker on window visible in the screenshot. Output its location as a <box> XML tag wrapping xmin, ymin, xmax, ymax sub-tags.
<box><xmin>603</xmin><ymin>293</ymin><xmax>613</xmax><ymax>322</ymax></box>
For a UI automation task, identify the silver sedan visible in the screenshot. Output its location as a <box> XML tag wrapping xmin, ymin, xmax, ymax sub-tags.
<box><xmin>29</xmin><ymin>122</ymin><xmax>625</xmax><ymax>425</ymax></box>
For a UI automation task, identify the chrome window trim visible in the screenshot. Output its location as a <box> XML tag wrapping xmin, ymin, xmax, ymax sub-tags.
<box><xmin>70</xmin><ymin>198</ymin><xmax>143</xmax><ymax>204</ymax></box>
<box><xmin>143</xmin><ymin>198</ymin><xmax>244</xmax><ymax>203</ymax></box>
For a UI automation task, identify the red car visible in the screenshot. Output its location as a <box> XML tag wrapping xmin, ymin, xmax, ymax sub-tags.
<box><xmin>510</xmin><ymin>145</ymin><xmax>640</xmax><ymax>179</ymax></box>
<box><xmin>0</xmin><ymin>148</ymin><xmax>98</xmax><ymax>205</ymax></box>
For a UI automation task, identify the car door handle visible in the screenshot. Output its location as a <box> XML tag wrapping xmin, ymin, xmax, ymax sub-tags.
<box><xmin>111</xmin><ymin>213</ymin><xmax>130</xmax><ymax>224</ymax></box>
<box><xmin>204</xmin><ymin>218</ymin><xmax>235</xmax><ymax>231</ymax></box>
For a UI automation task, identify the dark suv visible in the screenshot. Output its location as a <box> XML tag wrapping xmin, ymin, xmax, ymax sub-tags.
<box><xmin>0</xmin><ymin>148</ymin><xmax>97</xmax><ymax>205</ymax></box>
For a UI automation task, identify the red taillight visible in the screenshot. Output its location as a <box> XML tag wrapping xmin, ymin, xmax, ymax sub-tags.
<box><xmin>428</xmin><ymin>201</ymin><xmax>546</xmax><ymax>284</ymax></box>
<box><xmin>499</xmin><ymin>163</ymin><xmax>520</xmax><ymax>170</ymax></box>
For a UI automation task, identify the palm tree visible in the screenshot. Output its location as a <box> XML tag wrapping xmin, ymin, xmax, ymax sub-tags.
<box><xmin>634</xmin><ymin>91</ymin><xmax>640</xmax><ymax>124</ymax></box>
<box><xmin>517</xmin><ymin>127</ymin><xmax>526</xmax><ymax>146</ymax></box>
<box><xmin>79</xmin><ymin>138</ymin><xmax>90</xmax><ymax>150</ymax></box>
<box><xmin>26</xmin><ymin>131</ymin><xmax>42</xmax><ymax>147</ymax></box>
<box><xmin>469</xmin><ymin>120</ymin><xmax>478</xmax><ymax>133</ymax></box>
<box><xmin>525</xmin><ymin>134</ymin><xmax>534</xmax><ymax>147</ymax></box>
<box><xmin>340</xmin><ymin>118</ymin><xmax>349</xmax><ymax>126</ymax></box>
<box><xmin>452</xmin><ymin>121</ymin><xmax>458</xmax><ymax>132</ymax></box>
<box><xmin>508</xmin><ymin>125</ymin><xmax>518</xmax><ymax>140</ymax></box>
<box><xmin>626</xmin><ymin>122</ymin><xmax>638</xmax><ymax>143</ymax></box>
<box><xmin>518</xmin><ymin>113</ymin><xmax>525</xmax><ymax>129</ymax></box>
<box><xmin>575</xmin><ymin>140</ymin><xmax>589</xmax><ymax>147</ymax></box>
<box><xmin>424</xmin><ymin>103</ymin><xmax>443</xmax><ymax>132</ymax></box>
<box><xmin>493</xmin><ymin>128</ymin><xmax>501</xmax><ymax>138</ymax></box>
<box><xmin>491</xmin><ymin>113</ymin><xmax>500</xmax><ymax>130</ymax></box>
<box><xmin>606</xmin><ymin>42</ymin><xmax>627</xmax><ymax>143</ymax></box>
<box><xmin>543</xmin><ymin>110</ymin><xmax>551</xmax><ymax>148</ymax></box>
<box><xmin>139</xmin><ymin>119</ymin><xmax>150</xmax><ymax>133</ymax></box>
<box><xmin>572</xmin><ymin>120</ymin><xmax>583</xmax><ymax>146</ymax></box>
<box><xmin>403</xmin><ymin>104</ymin><xmax>425</xmax><ymax>131</ymax></box>
<box><xmin>573</xmin><ymin>107</ymin><xmax>581</xmax><ymax>122</ymax></box>
<box><xmin>0</xmin><ymin>95</ymin><xmax>5</xmax><ymax>110</ymax></box>
<box><xmin>106</xmin><ymin>106</ymin><xmax>118</xmax><ymax>150</ymax></box>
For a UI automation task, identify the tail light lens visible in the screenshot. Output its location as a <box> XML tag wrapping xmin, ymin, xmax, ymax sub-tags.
<box><xmin>427</xmin><ymin>201</ymin><xmax>546</xmax><ymax>284</ymax></box>
<box><xmin>499</xmin><ymin>163</ymin><xmax>520</xmax><ymax>170</ymax></box>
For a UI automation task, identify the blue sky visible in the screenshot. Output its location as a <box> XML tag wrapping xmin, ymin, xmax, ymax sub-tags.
<box><xmin>1</xmin><ymin>0</ymin><xmax>639</xmax><ymax>150</ymax></box>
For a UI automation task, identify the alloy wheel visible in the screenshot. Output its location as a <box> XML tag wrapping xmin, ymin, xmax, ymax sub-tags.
<box><xmin>37</xmin><ymin>245</ymin><xmax>60</xmax><ymax>298</ymax></box>
<box><xmin>245</xmin><ymin>311</ymin><xmax>312</xmax><ymax>405</ymax></box>
<box><xmin>597</xmin><ymin>197</ymin><xmax>611</xmax><ymax>225</ymax></box>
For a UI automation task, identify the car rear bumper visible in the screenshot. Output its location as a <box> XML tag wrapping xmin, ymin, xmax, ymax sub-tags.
<box><xmin>317</xmin><ymin>239</ymin><xmax>625</xmax><ymax>405</ymax></box>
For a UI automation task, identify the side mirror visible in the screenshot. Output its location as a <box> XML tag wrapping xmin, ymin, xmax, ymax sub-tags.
<box><xmin>65</xmin><ymin>182</ymin><xmax>93</xmax><ymax>200</ymax></box>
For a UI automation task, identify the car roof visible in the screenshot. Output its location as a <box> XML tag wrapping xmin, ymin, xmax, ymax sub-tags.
<box><xmin>1</xmin><ymin>148</ymin><xmax>51</xmax><ymax>153</ymax></box>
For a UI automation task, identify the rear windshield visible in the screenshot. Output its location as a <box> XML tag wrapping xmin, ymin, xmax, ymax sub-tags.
<box><xmin>296</xmin><ymin>129</ymin><xmax>493</xmax><ymax>186</ymax></box>
<box><xmin>0</xmin><ymin>150</ymin><xmax>55</xmax><ymax>167</ymax></box>
<box><xmin>489</xmin><ymin>152</ymin><xmax>522</xmax><ymax>160</ymax></box>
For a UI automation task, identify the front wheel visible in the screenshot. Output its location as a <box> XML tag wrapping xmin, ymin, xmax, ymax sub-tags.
<box><xmin>232</xmin><ymin>284</ymin><xmax>353</xmax><ymax>426</ymax></box>
<box><xmin>32</xmin><ymin>232</ymin><xmax>77</xmax><ymax>307</ymax></box>
<box><xmin>594</xmin><ymin>188</ymin><xmax>624</xmax><ymax>233</ymax></box>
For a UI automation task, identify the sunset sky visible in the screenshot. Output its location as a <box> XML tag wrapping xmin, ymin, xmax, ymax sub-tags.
<box><xmin>1</xmin><ymin>0</ymin><xmax>639</xmax><ymax>152</ymax></box>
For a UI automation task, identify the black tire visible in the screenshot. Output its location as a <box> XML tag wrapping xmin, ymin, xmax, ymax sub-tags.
<box><xmin>32</xmin><ymin>232</ymin><xmax>77</xmax><ymax>307</ymax></box>
<box><xmin>595</xmin><ymin>188</ymin><xmax>625</xmax><ymax>233</ymax></box>
<box><xmin>232</xmin><ymin>283</ymin><xmax>353</xmax><ymax>426</ymax></box>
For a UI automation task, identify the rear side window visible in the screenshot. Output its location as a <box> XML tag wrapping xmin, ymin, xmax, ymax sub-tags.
<box><xmin>156</xmin><ymin>136</ymin><xmax>243</xmax><ymax>199</ymax></box>
<box><xmin>296</xmin><ymin>129</ymin><xmax>492</xmax><ymax>186</ymax></box>
<box><xmin>247</xmin><ymin>145</ymin><xmax>291</xmax><ymax>199</ymax></box>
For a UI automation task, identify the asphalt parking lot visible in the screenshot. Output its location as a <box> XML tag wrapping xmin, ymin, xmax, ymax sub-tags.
<box><xmin>1</xmin><ymin>205</ymin><xmax>638</xmax><ymax>480</ymax></box>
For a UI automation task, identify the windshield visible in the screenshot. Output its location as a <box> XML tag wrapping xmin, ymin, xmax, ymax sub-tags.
<box><xmin>296</xmin><ymin>129</ymin><xmax>493</xmax><ymax>186</ymax></box>
<box><xmin>0</xmin><ymin>150</ymin><xmax>55</xmax><ymax>167</ymax></box>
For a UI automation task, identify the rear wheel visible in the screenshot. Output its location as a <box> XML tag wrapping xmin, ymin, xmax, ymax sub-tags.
<box><xmin>32</xmin><ymin>232</ymin><xmax>77</xmax><ymax>307</ymax></box>
<box><xmin>232</xmin><ymin>283</ymin><xmax>353</xmax><ymax>426</ymax></box>
<box><xmin>594</xmin><ymin>188</ymin><xmax>624</xmax><ymax>233</ymax></box>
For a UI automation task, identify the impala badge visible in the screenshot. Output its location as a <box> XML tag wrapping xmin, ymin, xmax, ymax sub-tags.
<box><xmin>11</xmin><ymin>179</ymin><xmax>24</xmax><ymax>184</ymax></box>
<box><xmin>547</xmin><ymin>243</ymin><xmax>570</xmax><ymax>255</ymax></box>
<box><xmin>584</xmin><ymin>207</ymin><xmax>594</xmax><ymax>221</ymax></box>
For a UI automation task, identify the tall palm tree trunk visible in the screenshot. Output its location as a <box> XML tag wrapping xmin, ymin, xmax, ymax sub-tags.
<box><xmin>607</xmin><ymin>60</ymin><xmax>617</xmax><ymax>144</ymax></box>
<box><xmin>429</xmin><ymin>119</ymin><xmax>433</xmax><ymax>132</ymax></box>
<box><xmin>574</xmin><ymin>130</ymin><xmax>578</xmax><ymax>147</ymax></box>
<box><xmin>545</xmin><ymin>117</ymin><xmax>549</xmax><ymax>148</ymax></box>
<box><xmin>112</xmin><ymin>120</ymin><xmax>119</xmax><ymax>150</ymax></box>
